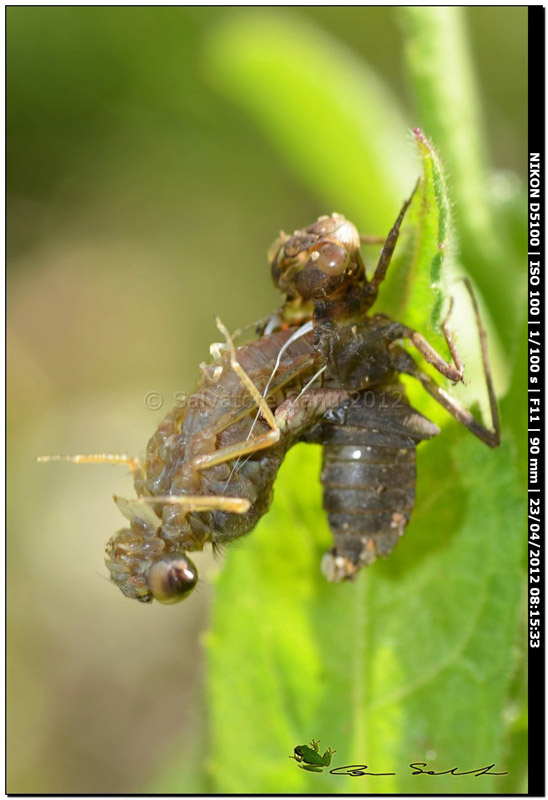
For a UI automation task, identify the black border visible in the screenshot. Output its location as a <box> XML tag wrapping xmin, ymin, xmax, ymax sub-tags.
<box><xmin>527</xmin><ymin>5</ymin><xmax>545</xmax><ymax>799</ymax></box>
<box><xmin>5</xmin><ymin>5</ymin><xmax>543</xmax><ymax>798</ymax></box>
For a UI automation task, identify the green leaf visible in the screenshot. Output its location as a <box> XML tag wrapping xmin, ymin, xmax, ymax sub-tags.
<box><xmin>398</xmin><ymin>5</ymin><xmax>524</xmax><ymax>449</ymax></box>
<box><xmin>398</xmin><ymin>7</ymin><xmax>525</xmax><ymax>354</ymax></box>
<box><xmin>412</xmin><ymin>128</ymin><xmax>450</xmax><ymax>334</ymax></box>
<box><xmin>196</xmin><ymin>10</ymin><xmax>526</xmax><ymax>795</ymax></box>
<box><xmin>203</xmin><ymin>11</ymin><xmax>416</xmax><ymax>232</ymax></box>
<box><xmin>207</xmin><ymin>437</ymin><xmax>523</xmax><ymax>793</ymax></box>
<box><xmin>377</xmin><ymin>128</ymin><xmax>493</xmax><ymax>429</ymax></box>
<box><xmin>204</xmin><ymin>12</ymin><xmax>508</xmax><ymax>423</ymax></box>
<box><xmin>377</xmin><ymin>127</ymin><xmax>452</xmax><ymax>359</ymax></box>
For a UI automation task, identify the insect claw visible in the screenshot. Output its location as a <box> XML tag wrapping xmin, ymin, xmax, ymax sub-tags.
<box><xmin>442</xmin><ymin>295</ymin><xmax>455</xmax><ymax>327</ymax></box>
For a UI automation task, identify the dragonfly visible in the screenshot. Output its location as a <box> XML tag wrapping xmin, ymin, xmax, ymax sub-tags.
<box><xmin>268</xmin><ymin>184</ymin><xmax>500</xmax><ymax>581</ymax></box>
<box><xmin>40</xmin><ymin>178</ymin><xmax>500</xmax><ymax>601</ymax></box>
<box><xmin>40</xmin><ymin>320</ymin><xmax>348</xmax><ymax>602</ymax></box>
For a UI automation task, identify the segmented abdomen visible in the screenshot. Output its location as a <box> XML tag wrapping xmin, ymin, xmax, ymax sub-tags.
<box><xmin>319</xmin><ymin>387</ymin><xmax>440</xmax><ymax>581</ymax></box>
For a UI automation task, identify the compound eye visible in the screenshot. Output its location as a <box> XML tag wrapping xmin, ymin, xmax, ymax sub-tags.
<box><xmin>147</xmin><ymin>554</ymin><xmax>198</xmax><ymax>604</ymax></box>
<box><xmin>311</xmin><ymin>241</ymin><xmax>349</xmax><ymax>276</ymax></box>
<box><xmin>296</xmin><ymin>241</ymin><xmax>350</xmax><ymax>299</ymax></box>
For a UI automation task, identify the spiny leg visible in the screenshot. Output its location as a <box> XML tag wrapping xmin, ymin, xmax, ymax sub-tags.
<box><xmin>216</xmin><ymin>316</ymin><xmax>279</xmax><ymax>432</ymax></box>
<box><xmin>390</xmin><ymin>278</ymin><xmax>499</xmax><ymax>395</ymax></box>
<box><xmin>440</xmin><ymin>296</ymin><xmax>464</xmax><ymax>378</ymax></box>
<box><xmin>403</xmin><ymin>325</ymin><xmax>464</xmax><ymax>384</ymax></box>
<box><xmin>247</xmin><ymin>320</ymin><xmax>315</xmax><ymax>437</ymax></box>
<box><xmin>115</xmin><ymin>493</ymin><xmax>251</xmax><ymax>517</ymax></box>
<box><xmin>370</xmin><ymin>178</ymin><xmax>420</xmax><ymax>290</ymax></box>
<box><xmin>384</xmin><ymin>300</ymin><xmax>466</xmax><ymax>385</ymax></box>
<box><xmin>191</xmin><ymin>317</ymin><xmax>282</xmax><ymax>472</ymax></box>
<box><xmin>390</xmin><ymin>343</ymin><xmax>500</xmax><ymax>447</ymax></box>
<box><xmin>38</xmin><ymin>454</ymin><xmax>252</xmax><ymax>515</ymax></box>
<box><xmin>37</xmin><ymin>453</ymin><xmax>145</xmax><ymax>483</ymax></box>
<box><xmin>190</xmin><ymin>352</ymin><xmax>315</xmax><ymax>447</ymax></box>
<box><xmin>462</xmin><ymin>277</ymin><xmax>500</xmax><ymax>440</ymax></box>
<box><xmin>192</xmin><ymin>432</ymin><xmax>281</xmax><ymax>471</ymax></box>
<box><xmin>225</xmin><ymin>320</ymin><xmax>317</xmax><ymax>484</ymax></box>
<box><xmin>391</xmin><ymin>345</ymin><xmax>499</xmax><ymax>446</ymax></box>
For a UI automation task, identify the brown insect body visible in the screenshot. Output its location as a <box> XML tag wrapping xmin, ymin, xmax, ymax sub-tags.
<box><xmin>294</xmin><ymin>314</ymin><xmax>440</xmax><ymax>580</ymax></box>
<box><xmin>45</xmin><ymin>182</ymin><xmax>498</xmax><ymax>604</ymax></box>
<box><xmin>270</xmin><ymin>197</ymin><xmax>499</xmax><ymax>581</ymax></box>
<box><xmin>308</xmin><ymin>386</ymin><xmax>439</xmax><ymax>581</ymax></box>
<box><xmin>143</xmin><ymin>330</ymin><xmax>321</xmax><ymax>545</ymax></box>
<box><xmin>105</xmin><ymin>328</ymin><xmax>348</xmax><ymax>601</ymax></box>
<box><xmin>269</xmin><ymin>209</ymin><xmax>423</xmax><ymax>578</ymax></box>
<box><xmin>312</xmin><ymin>315</ymin><xmax>438</xmax><ymax>579</ymax></box>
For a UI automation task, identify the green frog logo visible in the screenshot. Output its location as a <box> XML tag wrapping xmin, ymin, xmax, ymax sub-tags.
<box><xmin>290</xmin><ymin>739</ymin><xmax>336</xmax><ymax>773</ymax></box>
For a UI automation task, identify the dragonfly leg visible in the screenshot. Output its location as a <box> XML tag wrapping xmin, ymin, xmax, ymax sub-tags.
<box><xmin>439</xmin><ymin>295</ymin><xmax>464</xmax><ymax>379</ymax></box>
<box><xmin>389</xmin><ymin>278</ymin><xmax>497</xmax><ymax>394</ymax></box>
<box><xmin>115</xmin><ymin>493</ymin><xmax>251</xmax><ymax>517</ymax></box>
<box><xmin>38</xmin><ymin>452</ymin><xmax>145</xmax><ymax>483</ymax></box>
<box><xmin>389</xmin><ymin>278</ymin><xmax>500</xmax><ymax>446</ymax></box>
<box><xmin>191</xmin><ymin>429</ymin><xmax>280</xmax><ymax>472</ymax></box>
<box><xmin>399</xmin><ymin>325</ymin><xmax>464</xmax><ymax>384</ymax></box>
<box><xmin>190</xmin><ymin>318</ymin><xmax>283</xmax><ymax>473</ymax></box>
<box><xmin>370</xmin><ymin>179</ymin><xmax>420</xmax><ymax>290</ymax></box>
<box><xmin>215</xmin><ymin>316</ymin><xmax>279</xmax><ymax>434</ymax></box>
<box><xmin>389</xmin><ymin>343</ymin><xmax>500</xmax><ymax>447</ymax></box>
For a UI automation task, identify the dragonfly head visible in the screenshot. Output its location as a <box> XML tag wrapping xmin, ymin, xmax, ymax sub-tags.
<box><xmin>269</xmin><ymin>213</ymin><xmax>363</xmax><ymax>302</ymax></box>
<box><xmin>146</xmin><ymin>553</ymin><xmax>198</xmax><ymax>603</ymax></box>
<box><xmin>105</xmin><ymin>496</ymin><xmax>199</xmax><ymax>603</ymax></box>
<box><xmin>105</xmin><ymin>527</ymin><xmax>199</xmax><ymax>603</ymax></box>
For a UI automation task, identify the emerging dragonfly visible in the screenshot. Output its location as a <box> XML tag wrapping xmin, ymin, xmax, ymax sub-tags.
<box><xmin>40</xmin><ymin>179</ymin><xmax>499</xmax><ymax>602</ymax></box>
<box><xmin>268</xmin><ymin>194</ymin><xmax>500</xmax><ymax>581</ymax></box>
<box><xmin>41</xmin><ymin>322</ymin><xmax>349</xmax><ymax>602</ymax></box>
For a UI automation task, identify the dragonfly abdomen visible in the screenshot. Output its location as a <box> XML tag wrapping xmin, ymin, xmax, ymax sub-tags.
<box><xmin>319</xmin><ymin>388</ymin><xmax>439</xmax><ymax>581</ymax></box>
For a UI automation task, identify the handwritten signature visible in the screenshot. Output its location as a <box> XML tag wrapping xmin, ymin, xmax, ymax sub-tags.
<box><xmin>330</xmin><ymin>763</ymin><xmax>508</xmax><ymax>777</ymax></box>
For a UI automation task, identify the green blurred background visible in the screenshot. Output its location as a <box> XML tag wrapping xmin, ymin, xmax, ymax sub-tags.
<box><xmin>8</xmin><ymin>7</ymin><xmax>527</xmax><ymax>793</ymax></box>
